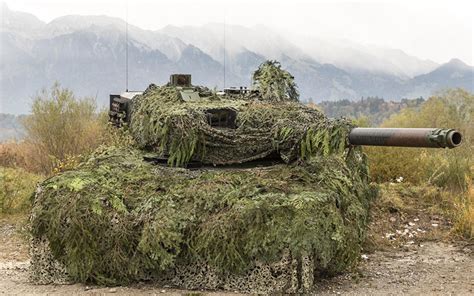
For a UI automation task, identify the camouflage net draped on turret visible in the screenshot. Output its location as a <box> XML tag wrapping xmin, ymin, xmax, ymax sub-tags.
<box><xmin>30</xmin><ymin>146</ymin><xmax>375</xmax><ymax>292</ymax></box>
<box><xmin>130</xmin><ymin>84</ymin><xmax>352</xmax><ymax>166</ymax></box>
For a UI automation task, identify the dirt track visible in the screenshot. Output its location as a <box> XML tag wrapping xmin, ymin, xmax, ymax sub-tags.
<box><xmin>315</xmin><ymin>241</ymin><xmax>473</xmax><ymax>295</ymax></box>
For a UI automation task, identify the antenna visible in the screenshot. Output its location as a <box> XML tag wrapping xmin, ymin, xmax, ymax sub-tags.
<box><xmin>125</xmin><ymin>0</ymin><xmax>129</xmax><ymax>92</ymax></box>
<box><xmin>223</xmin><ymin>16</ymin><xmax>226</xmax><ymax>89</ymax></box>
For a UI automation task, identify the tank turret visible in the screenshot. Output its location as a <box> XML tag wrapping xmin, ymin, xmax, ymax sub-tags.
<box><xmin>108</xmin><ymin>74</ymin><xmax>462</xmax><ymax>167</ymax></box>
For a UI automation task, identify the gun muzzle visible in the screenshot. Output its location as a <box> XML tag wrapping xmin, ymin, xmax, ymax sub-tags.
<box><xmin>348</xmin><ymin>128</ymin><xmax>462</xmax><ymax>149</ymax></box>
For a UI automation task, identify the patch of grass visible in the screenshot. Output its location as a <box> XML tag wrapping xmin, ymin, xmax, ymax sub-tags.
<box><xmin>365</xmin><ymin>89</ymin><xmax>473</xmax><ymax>191</ymax></box>
<box><xmin>364</xmin><ymin>182</ymin><xmax>473</xmax><ymax>252</ymax></box>
<box><xmin>451</xmin><ymin>182</ymin><xmax>474</xmax><ymax>240</ymax></box>
<box><xmin>0</xmin><ymin>141</ymin><xmax>47</xmax><ymax>174</ymax></box>
<box><xmin>0</xmin><ymin>166</ymin><xmax>43</xmax><ymax>214</ymax></box>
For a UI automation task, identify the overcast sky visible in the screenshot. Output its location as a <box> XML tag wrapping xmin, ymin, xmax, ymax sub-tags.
<box><xmin>3</xmin><ymin>0</ymin><xmax>473</xmax><ymax>65</ymax></box>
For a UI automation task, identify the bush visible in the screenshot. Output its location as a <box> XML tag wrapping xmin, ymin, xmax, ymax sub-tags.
<box><xmin>366</xmin><ymin>89</ymin><xmax>473</xmax><ymax>191</ymax></box>
<box><xmin>363</xmin><ymin>89</ymin><xmax>473</xmax><ymax>239</ymax></box>
<box><xmin>0</xmin><ymin>167</ymin><xmax>43</xmax><ymax>214</ymax></box>
<box><xmin>0</xmin><ymin>141</ymin><xmax>45</xmax><ymax>173</ymax></box>
<box><xmin>21</xmin><ymin>83</ymin><xmax>107</xmax><ymax>174</ymax></box>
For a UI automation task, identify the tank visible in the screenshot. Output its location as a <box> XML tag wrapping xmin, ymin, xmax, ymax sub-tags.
<box><xmin>30</xmin><ymin>66</ymin><xmax>462</xmax><ymax>293</ymax></box>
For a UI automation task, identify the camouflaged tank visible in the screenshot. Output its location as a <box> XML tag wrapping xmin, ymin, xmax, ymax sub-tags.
<box><xmin>29</xmin><ymin>62</ymin><xmax>462</xmax><ymax>293</ymax></box>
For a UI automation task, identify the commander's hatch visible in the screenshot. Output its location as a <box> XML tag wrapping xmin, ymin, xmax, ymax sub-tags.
<box><xmin>168</xmin><ymin>74</ymin><xmax>201</xmax><ymax>101</ymax></box>
<box><xmin>180</xmin><ymin>89</ymin><xmax>200</xmax><ymax>101</ymax></box>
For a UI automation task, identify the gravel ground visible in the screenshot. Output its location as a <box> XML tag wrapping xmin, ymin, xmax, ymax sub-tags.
<box><xmin>315</xmin><ymin>241</ymin><xmax>473</xmax><ymax>295</ymax></box>
<box><xmin>1</xmin><ymin>218</ymin><xmax>472</xmax><ymax>295</ymax></box>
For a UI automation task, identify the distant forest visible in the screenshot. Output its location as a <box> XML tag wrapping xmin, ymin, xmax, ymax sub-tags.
<box><xmin>0</xmin><ymin>114</ymin><xmax>26</xmax><ymax>142</ymax></box>
<box><xmin>319</xmin><ymin>96</ymin><xmax>425</xmax><ymax>125</ymax></box>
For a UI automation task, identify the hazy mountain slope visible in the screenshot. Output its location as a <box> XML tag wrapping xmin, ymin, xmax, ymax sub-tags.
<box><xmin>284</xmin><ymin>34</ymin><xmax>439</xmax><ymax>78</ymax></box>
<box><xmin>0</xmin><ymin>4</ymin><xmax>473</xmax><ymax>114</ymax></box>
<box><xmin>1</xmin><ymin>2</ymin><xmax>46</xmax><ymax>38</ymax></box>
<box><xmin>160</xmin><ymin>24</ymin><xmax>308</xmax><ymax>63</ymax></box>
<box><xmin>225</xmin><ymin>50</ymin><xmax>266</xmax><ymax>86</ymax></box>
<box><xmin>368</xmin><ymin>47</ymin><xmax>438</xmax><ymax>77</ymax></box>
<box><xmin>45</xmin><ymin>15</ymin><xmax>187</xmax><ymax>61</ymax></box>
<box><xmin>404</xmin><ymin>59</ymin><xmax>474</xmax><ymax>98</ymax></box>
<box><xmin>0</xmin><ymin>26</ymin><xmax>225</xmax><ymax>113</ymax></box>
<box><xmin>0</xmin><ymin>32</ymin><xmax>41</xmax><ymax>113</ymax></box>
<box><xmin>412</xmin><ymin>59</ymin><xmax>473</xmax><ymax>87</ymax></box>
<box><xmin>175</xmin><ymin>45</ymin><xmax>225</xmax><ymax>88</ymax></box>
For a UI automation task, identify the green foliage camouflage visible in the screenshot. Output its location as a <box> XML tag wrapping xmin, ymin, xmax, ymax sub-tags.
<box><xmin>130</xmin><ymin>84</ymin><xmax>352</xmax><ymax>167</ymax></box>
<box><xmin>31</xmin><ymin>145</ymin><xmax>375</xmax><ymax>284</ymax></box>
<box><xmin>30</xmin><ymin>61</ymin><xmax>376</xmax><ymax>287</ymax></box>
<box><xmin>252</xmin><ymin>60</ymin><xmax>299</xmax><ymax>101</ymax></box>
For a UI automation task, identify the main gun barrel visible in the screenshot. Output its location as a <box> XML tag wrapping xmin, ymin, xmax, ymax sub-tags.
<box><xmin>348</xmin><ymin>128</ymin><xmax>462</xmax><ymax>149</ymax></box>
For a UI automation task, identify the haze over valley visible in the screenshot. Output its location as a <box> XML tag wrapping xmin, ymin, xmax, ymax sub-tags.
<box><xmin>1</xmin><ymin>3</ymin><xmax>473</xmax><ymax>114</ymax></box>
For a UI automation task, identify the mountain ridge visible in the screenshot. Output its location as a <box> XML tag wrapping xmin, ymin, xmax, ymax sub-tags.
<box><xmin>1</xmin><ymin>3</ymin><xmax>473</xmax><ymax>114</ymax></box>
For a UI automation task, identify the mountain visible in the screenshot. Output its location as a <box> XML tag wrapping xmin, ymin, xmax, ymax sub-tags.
<box><xmin>0</xmin><ymin>4</ymin><xmax>473</xmax><ymax>114</ymax></box>
<box><xmin>160</xmin><ymin>24</ymin><xmax>439</xmax><ymax>79</ymax></box>
<box><xmin>159</xmin><ymin>23</ymin><xmax>309</xmax><ymax>63</ymax></box>
<box><xmin>46</xmin><ymin>15</ymin><xmax>188</xmax><ymax>62</ymax></box>
<box><xmin>1</xmin><ymin>2</ymin><xmax>45</xmax><ymax>38</ymax></box>
<box><xmin>283</xmin><ymin>34</ymin><xmax>439</xmax><ymax>78</ymax></box>
<box><xmin>406</xmin><ymin>59</ymin><xmax>474</xmax><ymax>98</ymax></box>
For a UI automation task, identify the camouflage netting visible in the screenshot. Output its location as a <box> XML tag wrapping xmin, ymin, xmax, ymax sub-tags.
<box><xmin>30</xmin><ymin>145</ymin><xmax>375</xmax><ymax>292</ymax></box>
<box><xmin>130</xmin><ymin>84</ymin><xmax>352</xmax><ymax>167</ymax></box>
<box><xmin>30</xmin><ymin>61</ymin><xmax>377</xmax><ymax>292</ymax></box>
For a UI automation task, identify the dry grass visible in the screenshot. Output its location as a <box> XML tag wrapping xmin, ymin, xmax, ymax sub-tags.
<box><xmin>362</xmin><ymin>89</ymin><xmax>473</xmax><ymax>241</ymax></box>
<box><xmin>0</xmin><ymin>166</ymin><xmax>43</xmax><ymax>214</ymax></box>
<box><xmin>364</xmin><ymin>182</ymin><xmax>473</xmax><ymax>253</ymax></box>
<box><xmin>0</xmin><ymin>141</ymin><xmax>49</xmax><ymax>174</ymax></box>
<box><xmin>451</xmin><ymin>181</ymin><xmax>474</xmax><ymax>240</ymax></box>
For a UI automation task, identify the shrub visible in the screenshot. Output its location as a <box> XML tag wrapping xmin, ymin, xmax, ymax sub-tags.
<box><xmin>0</xmin><ymin>167</ymin><xmax>43</xmax><ymax>214</ymax></box>
<box><xmin>363</xmin><ymin>89</ymin><xmax>473</xmax><ymax>239</ymax></box>
<box><xmin>21</xmin><ymin>83</ymin><xmax>107</xmax><ymax>174</ymax></box>
<box><xmin>366</xmin><ymin>89</ymin><xmax>473</xmax><ymax>191</ymax></box>
<box><xmin>0</xmin><ymin>141</ymin><xmax>45</xmax><ymax>173</ymax></box>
